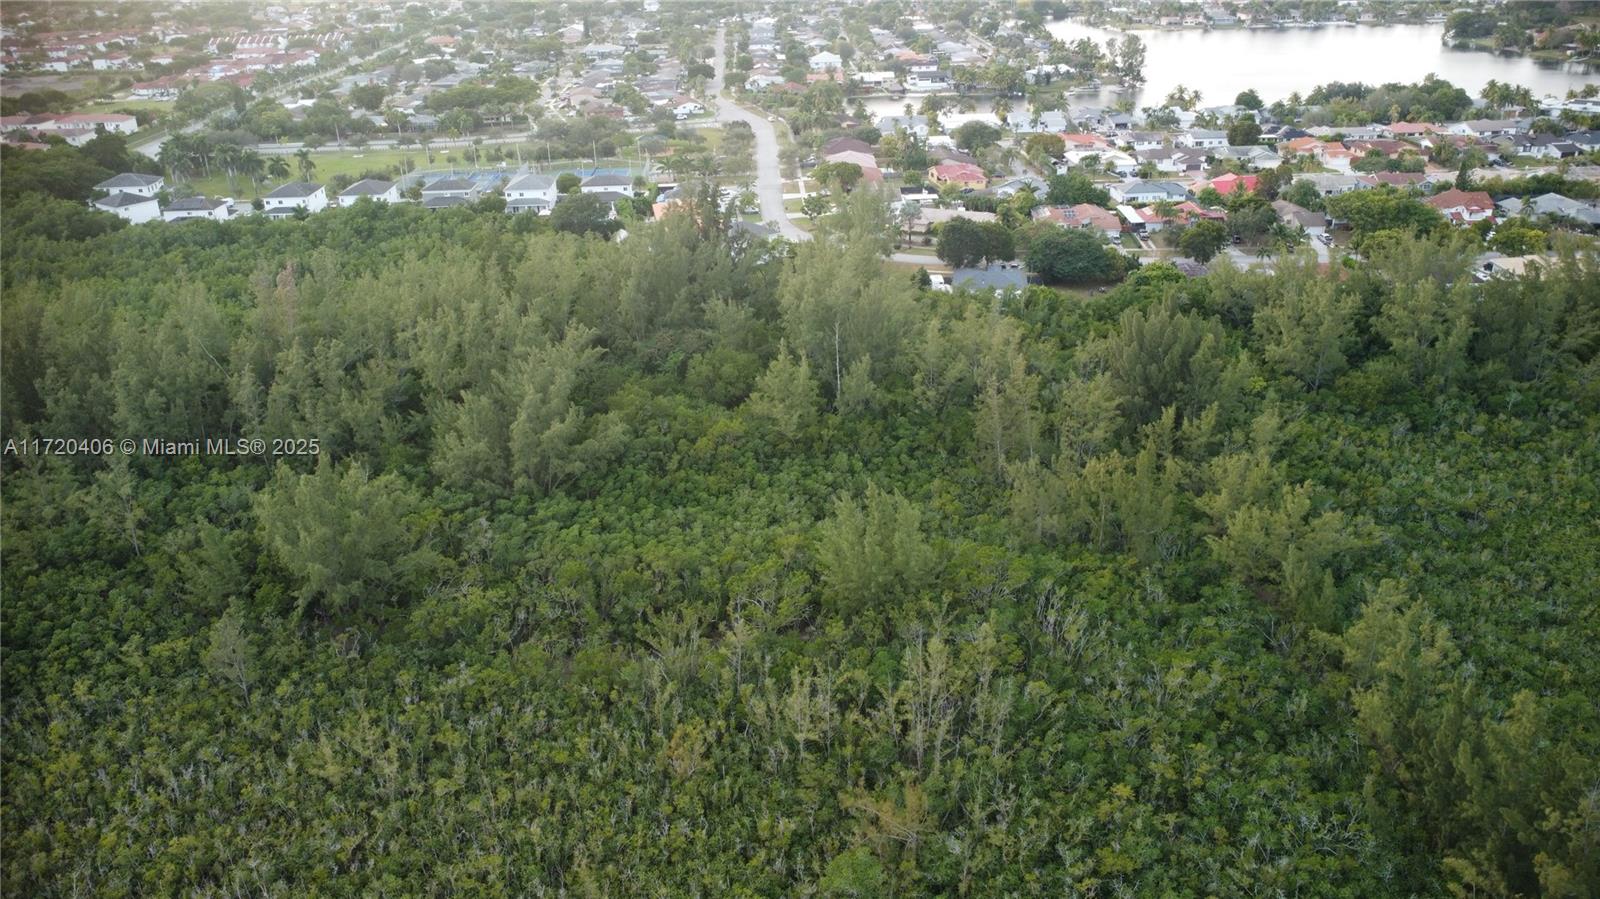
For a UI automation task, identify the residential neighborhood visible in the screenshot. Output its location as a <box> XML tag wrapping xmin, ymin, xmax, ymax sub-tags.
<box><xmin>3</xmin><ymin>0</ymin><xmax>1597</xmax><ymax>282</ymax></box>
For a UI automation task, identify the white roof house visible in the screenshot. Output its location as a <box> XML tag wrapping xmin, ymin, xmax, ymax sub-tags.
<box><xmin>262</xmin><ymin>181</ymin><xmax>328</xmax><ymax>215</ymax></box>
<box><xmin>505</xmin><ymin>173</ymin><xmax>558</xmax><ymax>214</ymax></box>
<box><xmin>808</xmin><ymin>50</ymin><xmax>842</xmax><ymax>71</ymax></box>
<box><xmin>93</xmin><ymin>191</ymin><xmax>160</xmax><ymax>224</ymax></box>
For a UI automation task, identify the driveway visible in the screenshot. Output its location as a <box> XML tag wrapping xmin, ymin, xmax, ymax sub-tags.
<box><xmin>711</xmin><ymin>26</ymin><xmax>810</xmax><ymax>242</ymax></box>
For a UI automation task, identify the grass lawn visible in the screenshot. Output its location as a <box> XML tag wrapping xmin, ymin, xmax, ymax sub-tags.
<box><xmin>172</xmin><ymin>147</ymin><xmax>431</xmax><ymax>199</ymax></box>
<box><xmin>692</xmin><ymin>125</ymin><xmax>724</xmax><ymax>152</ymax></box>
<box><xmin>1119</xmin><ymin>233</ymin><xmax>1141</xmax><ymax>249</ymax></box>
<box><xmin>884</xmin><ymin>259</ymin><xmax>944</xmax><ymax>276</ymax></box>
<box><xmin>74</xmin><ymin>97</ymin><xmax>175</xmax><ymax>116</ymax></box>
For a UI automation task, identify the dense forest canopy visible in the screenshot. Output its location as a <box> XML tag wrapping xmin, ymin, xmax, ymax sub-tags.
<box><xmin>2</xmin><ymin>162</ymin><xmax>1598</xmax><ymax>896</ymax></box>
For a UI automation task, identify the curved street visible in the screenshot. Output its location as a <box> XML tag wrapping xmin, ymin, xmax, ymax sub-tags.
<box><xmin>710</xmin><ymin>25</ymin><xmax>810</xmax><ymax>243</ymax></box>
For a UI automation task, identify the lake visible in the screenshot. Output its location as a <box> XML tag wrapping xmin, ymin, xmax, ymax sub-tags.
<box><xmin>1041</xmin><ymin>20</ymin><xmax>1597</xmax><ymax>110</ymax></box>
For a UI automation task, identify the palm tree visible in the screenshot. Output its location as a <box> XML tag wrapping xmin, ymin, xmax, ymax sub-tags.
<box><xmin>158</xmin><ymin>134</ymin><xmax>193</xmax><ymax>183</ymax></box>
<box><xmin>215</xmin><ymin>143</ymin><xmax>241</xmax><ymax>192</ymax></box>
<box><xmin>294</xmin><ymin>148</ymin><xmax>316</xmax><ymax>182</ymax></box>
<box><xmin>993</xmin><ymin>96</ymin><xmax>1012</xmax><ymax>124</ymax></box>
<box><xmin>384</xmin><ymin>107</ymin><xmax>408</xmax><ymax>143</ymax></box>
<box><xmin>266</xmin><ymin>156</ymin><xmax>290</xmax><ymax>183</ymax></box>
<box><xmin>237</xmin><ymin>149</ymin><xmax>265</xmax><ymax>197</ymax></box>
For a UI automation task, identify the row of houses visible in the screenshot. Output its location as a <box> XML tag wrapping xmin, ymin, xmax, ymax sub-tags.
<box><xmin>87</xmin><ymin>170</ymin><xmax>643</xmax><ymax>224</ymax></box>
<box><xmin>0</xmin><ymin>112</ymin><xmax>139</xmax><ymax>147</ymax></box>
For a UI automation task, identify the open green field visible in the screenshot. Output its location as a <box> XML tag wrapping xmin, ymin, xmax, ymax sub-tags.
<box><xmin>171</xmin><ymin>147</ymin><xmax>430</xmax><ymax>200</ymax></box>
<box><xmin>74</xmin><ymin>97</ymin><xmax>176</xmax><ymax>116</ymax></box>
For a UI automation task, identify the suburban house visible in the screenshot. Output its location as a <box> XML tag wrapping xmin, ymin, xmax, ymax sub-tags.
<box><xmin>1125</xmin><ymin>131</ymin><xmax>1166</xmax><ymax>152</ymax></box>
<box><xmin>904</xmin><ymin>66</ymin><xmax>950</xmax><ymax>92</ymax></box>
<box><xmin>580</xmin><ymin>172</ymin><xmax>634</xmax><ymax>195</ymax></box>
<box><xmin>1117</xmin><ymin>204</ymin><xmax>1174</xmax><ymax>233</ymax></box>
<box><xmin>1319</xmin><ymin>144</ymin><xmax>1361</xmax><ymax>172</ymax></box>
<box><xmin>1292</xmin><ymin>173</ymin><xmax>1371</xmax><ymax>198</ymax></box>
<box><xmin>951</xmin><ymin>262</ymin><xmax>1029</xmax><ymax>293</ymax></box>
<box><xmin>1010</xmin><ymin>110</ymin><xmax>1070</xmax><ymax>134</ymax></box>
<box><xmin>422</xmin><ymin>177</ymin><xmax>482</xmax><ymax>201</ymax></box>
<box><xmin>1450</xmin><ymin>119</ymin><xmax>1522</xmax><ymax>139</ymax></box>
<box><xmin>1033</xmin><ymin>203</ymin><xmax>1122</xmax><ymax>240</ymax></box>
<box><xmin>94</xmin><ymin>172</ymin><xmax>164</xmax><ymax>197</ymax></box>
<box><xmin>1112</xmin><ymin>180</ymin><xmax>1189</xmax><ymax>204</ymax></box>
<box><xmin>1510</xmin><ymin>134</ymin><xmax>1582</xmax><ymax>159</ymax></box>
<box><xmin>822</xmin><ymin>136</ymin><xmax>875</xmax><ymax>157</ymax></box>
<box><xmin>927</xmin><ymin>162</ymin><xmax>987</xmax><ymax>190</ymax></box>
<box><xmin>1137</xmin><ymin>148</ymin><xmax>1207</xmax><ymax>175</ymax></box>
<box><xmin>1425</xmin><ymin>188</ymin><xmax>1496</xmax><ymax>223</ymax></box>
<box><xmin>504</xmin><ymin>173</ymin><xmax>559</xmax><ymax>214</ymax></box>
<box><xmin>1212</xmin><ymin>145</ymin><xmax>1282</xmax><ymax>169</ymax></box>
<box><xmin>808</xmin><ymin>50</ymin><xmax>842</xmax><ymax>71</ymax></box>
<box><xmin>903</xmin><ymin>206</ymin><xmax>997</xmax><ymax>242</ymax></box>
<box><xmin>825</xmin><ymin>149</ymin><xmax>884</xmax><ymax>182</ymax></box>
<box><xmin>92</xmin><ymin>191</ymin><xmax>160</xmax><ymax>224</ymax></box>
<box><xmin>876</xmin><ymin>114</ymin><xmax>929</xmax><ymax>138</ymax></box>
<box><xmin>1206</xmin><ymin>173</ymin><xmax>1259</xmax><ymax>196</ymax></box>
<box><xmin>262</xmin><ymin>182</ymin><xmax>328</xmax><ymax>216</ymax></box>
<box><xmin>1367</xmin><ymin>171</ymin><xmax>1427</xmax><ymax>190</ymax></box>
<box><xmin>1497</xmin><ymin>192</ymin><xmax>1600</xmax><ymax>227</ymax></box>
<box><xmin>161</xmin><ymin>196</ymin><xmax>234</xmax><ymax>222</ymax></box>
<box><xmin>1177</xmin><ymin>128</ymin><xmax>1227</xmax><ymax>149</ymax></box>
<box><xmin>673</xmin><ymin>100</ymin><xmax>706</xmax><ymax>120</ymax></box>
<box><xmin>1272</xmin><ymin>199</ymin><xmax>1326</xmax><ymax>236</ymax></box>
<box><xmin>992</xmin><ymin>175</ymin><xmax>1049</xmax><ymax>198</ymax></box>
<box><xmin>338</xmin><ymin>179</ymin><xmax>401</xmax><ymax>205</ymax></box>
<box><xmin>1381</xmin><ymin>121</ymin><xmax>1441</xmax><ymax>139</ymax></box>
<box><xmin>8</xmin><ymin>112</ymin><xmax>140</xmax><ymax>136</ymax></box>
<box><xmin>1479</xmin><ymin>254</ymin><xmax>1552</xmax><ymax>279</ymax></box>
<box><xmin>1059</xmin><ymin>132</ymin><xmax>1114</xmax><ymax>152</ymax></box>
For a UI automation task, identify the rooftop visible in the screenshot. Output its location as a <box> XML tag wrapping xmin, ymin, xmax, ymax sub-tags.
<box><xmin>265</xmin><ymin>181</ymin><xmax>324</xmax><ymax>198</ymax></box>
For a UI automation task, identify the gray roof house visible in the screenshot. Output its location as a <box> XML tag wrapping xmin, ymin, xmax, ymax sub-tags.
<box><xmin>952</xmin><ymin>261</ymin><xmax>1030</xmax><ymax>292</ymax></box>
<box><xmin>161</xmin><ymin>195</ymin><xmax>233</xmax><ymax>222</ymax></box>
<box><xmin>504</xmin><ymin>173</ymin><xmax>558</xmax><ymax>214</ymax></box>
<box><xmin>94</xmin><ymin>172</ymin><xmax>164</xmax><ymax>197</ymax></box>
<box><xmin>339</xmin><ymin>178</ymin><xmax>400</xmax><ymax>204</ymax></box>
<box><xmin>421</xmin><ymin>177</ymin><xmax>481</xmax><ymax>198</ymax></box>
<box><xmin>580</xmin><ymin>172</ymin><xmax>634</xmax><ymax>194</ymax></box>
<box><xmin>1112</xmin><ymin>180</ymin><xmax>1190</xmax><ymax>203</ymax></box>
<box><xmin>1499</xmin><ymin>192</ymin><xmax>1600</xmax><ymax>227</ymax></box>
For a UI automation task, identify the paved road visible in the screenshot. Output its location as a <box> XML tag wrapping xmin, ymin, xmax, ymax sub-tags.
<box><xmin>711</xmin><ymin>26</ymin><xmax>809</xmax><ymax>242</ymax></box>
<box><xmin>710</xmin><ymin>24</ymin><xmax>946</xmax><ymax>269</ymax></box>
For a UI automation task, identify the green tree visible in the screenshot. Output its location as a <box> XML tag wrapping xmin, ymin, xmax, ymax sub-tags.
<box><xmin>814</xmin><ymin>483</ymin><xmax>936</xmax><ymax>618</ymax></box>
<box><xmin>551</xmin><ymin>192</ymin><xmax>622</xmax><ymax>238</ymax></box>
<box><xmin>937</xmin><ymin>216</ymin><xmax>1012</xmax><ymax>268</ymax></box>
<box><xmin>1026</xmin><ymin>228</ymin><xmax>1122</xmax><ymax>284</ymax></box>
<box><xmin>1254</xmin><ymin>256</ymin><xmax>1358</xmax><ymax>389</ymax></box>
<box><xmin>254</xmin><ymin>459</ymin><xmax>439</xmax><ymax>618</ymax></box>
<box><xmin>953</xmin><ymin>120</ymin><xmax>1002</xmax><ymax>153</ymax></box>
<box><xmin>1178</xmin><ymin>219</ymin><xmax>1227</xmax><ymax>262</ymax></box>
<box><xmin>743</xmin><ymin>341</ymin><xmax>820</xmax><ymax>438</ymax></box>
<box><xmin>202</xmin><ymin>604</ymin><xmax>256</xmax><ymax>704</ymax></box>
<box><xmin>1045</xmin><ymin>171</ymin><xmax>1111</xmax><ymax>207</ymax></box>
<box><xmin>1226</xmin><ymin>119</ymin><xmax>1262</xmax><ymax>146</ymax></box>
